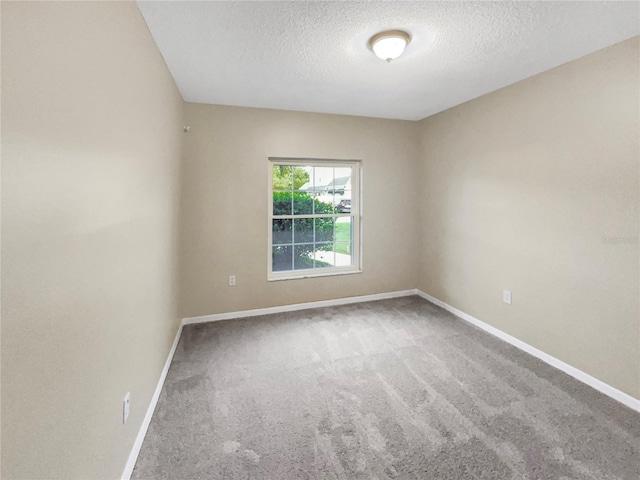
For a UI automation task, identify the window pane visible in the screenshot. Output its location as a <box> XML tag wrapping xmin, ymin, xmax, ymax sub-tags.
<box><xmin>313</xmin><ymin>194</ymin><xmax>334</xmax><ymax>216</ymax></box>
<box><xmin>335</xmin><ymin>216</ymin><xmax>352</xmax><ymax>244</ymax></box>
<box><xmin>272</xmin><ymin>245</ymin><xmax>292</xmax><ymax>271</ymax></box>
<box><xmin>294</xmin><ymin>244</ymin><xmax>314</xmax><ymax>270</ymax></box>
<box><xmin>272</xmin><ymin>219</ymin><xmax>292</xmax><ymax>245</ymax></box>
<box><xmin>336</xmin><ymin>197</ymin><xmax>351</xmax><ymax>214</ymax></box>
<box><xmin>293</xmin><ymin>166</ymin><xmax>312</xmax><ymax>192</ymax></box>
<box><xmin>337</xmin><ymin>170</ymin><xmax>352</xmax><ymax>214</ymax></box>
<box><xmin>293</xmin><ymin>218</ymin><xmax>313</xmax><ymax>243</ymax></box>
<box><xmin>273</xmin><ymin>192</ymin><xmax>292</xmax><ymax>215</ymax></box>
<box><xmin>334</xmin><ymin>215</ymin><xmax>352</xmax><ymax>261</ymax></box>
<box><xmin>272</xmin><ymin>165</ymin><xmax>293</xmax><ymax>191</ymax></box>
<box><xmin>313</xmin><ymin>167</ymin><xmax>334</xmax><ymax>192</ymax></box>
<box><xmin>293</xmin><ymin>191</ymin><xmax>313</xmax><ymax>215</ymax></box>
<box><xmin>314</xmin><ymin>167</ymin><xmax>335</xmax><ymax>214</ymax></box>
<box><xmin>313</xmin><ymin>244</ymin><xmax>335</xmax><ymax>268</ymax></box>
<box><xmin>332</xmin><ymin>167</ymin><xmax>351</xmax><ymax>214</ymax></box>
<box><xmin>314</xmin><ymin>217</ymin><xmax>335</xmax><ymax>244</ymax></box>
<box><xmin>300</xmin><ymin>166</ymin><xmax>318</xmax><ymax>199</ymax></box>
<box><xmin>315</xmin><ymin>197</ymin><xmax>335</xmax><ymax>214</ymax></box>
<box><xmin>334</xmin><ymin>244</ymin><xmax>353</xmax><ymax>265</ymax></box>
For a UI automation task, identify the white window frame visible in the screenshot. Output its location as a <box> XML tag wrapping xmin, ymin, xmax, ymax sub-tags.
<box><xmin>268</xmin><ymin>158</ymin><xmax>362</xmax><ymax>281</ymax></box>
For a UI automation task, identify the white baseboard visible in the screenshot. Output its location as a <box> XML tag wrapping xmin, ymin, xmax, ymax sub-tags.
<box><xmin>182</xmin><ymin>289</ymin><xmax>419</xmax><ymax>325</ymax></box>
<box><xmin>121</xmin><ymin>322</ymin><xmax>184</xmax><ymax>480</ymax></box>
<box><xmin>415</xmin><ymin>290</ymin><xmax>640</xmax><ymax>413</ymax></box>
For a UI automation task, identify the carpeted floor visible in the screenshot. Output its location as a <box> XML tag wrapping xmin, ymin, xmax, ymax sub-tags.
<box><xmin>132</xmin><ymin>296</ymin><xmax>640</xmax><ymax>479</ymax></box>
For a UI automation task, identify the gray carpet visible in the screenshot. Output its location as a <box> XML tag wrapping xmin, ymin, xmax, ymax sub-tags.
<box><xmin>132</xmin><ymin>296</ymin><xmax>640</xmax><ymax>479</ymax></box>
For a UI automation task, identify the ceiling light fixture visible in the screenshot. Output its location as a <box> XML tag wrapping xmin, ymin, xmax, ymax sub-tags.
<box><xmin>368</xmin><ymin>30</ymin><xmax>411</xmax><ymax>63</ymax></box>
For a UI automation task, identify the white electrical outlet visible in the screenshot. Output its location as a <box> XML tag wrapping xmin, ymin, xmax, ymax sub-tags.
<box><xmin>229</xmin><ymin>275</ymin><xmax>236</xmax><ymax>286</ymax></box>
<box><xmin>503</xmin><ymin>290</ymin><xmax>512</xmax><ymax>305</ymax></box>
<box><xmin>123</xmin><ymin>392</ymin><xmax>130</xmax><ymax>424</ymax></box>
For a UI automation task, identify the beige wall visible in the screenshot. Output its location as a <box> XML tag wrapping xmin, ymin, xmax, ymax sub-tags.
<box><xmin>179</xmin><ymin>103</ymin><xmax>420</xmax><ymax>318</ymax></box>
<box><xmin>417</xmin><ymin>37</ymin><xmax>640</xmax><ymax>399</ymax></box>
<box><xmin>1</xmin><ymin>2</ymin><xmax>184</xmax><ymax>479</ymax></box>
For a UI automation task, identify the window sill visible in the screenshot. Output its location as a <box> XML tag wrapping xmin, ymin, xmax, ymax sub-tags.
<box><xmin>268</xmin><ymin>268</ymin><xmax>362</xmax><ymax>282</ymax></box>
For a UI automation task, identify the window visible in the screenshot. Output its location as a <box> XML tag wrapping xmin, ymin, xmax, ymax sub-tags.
<box><xmin>268</xmin><ymin>158</ymin><xmax>361</xmax><ymax>280</ymax></box>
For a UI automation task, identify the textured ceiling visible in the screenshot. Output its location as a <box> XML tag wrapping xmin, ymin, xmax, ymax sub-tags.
<box><xmin>136</xmin><ymin>1</ymin><xmax>639</xmax><ymax>121</ymax></box>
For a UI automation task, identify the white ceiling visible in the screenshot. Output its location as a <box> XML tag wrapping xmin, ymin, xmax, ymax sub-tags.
<box><xmin>137</xmin><ymin>1</ymin><xmax>639</xmax><ymax>121</ymax></box>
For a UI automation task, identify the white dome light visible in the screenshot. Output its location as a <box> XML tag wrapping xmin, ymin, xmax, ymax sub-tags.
<box><xmin>368</xmin><ymin>30</ymin><xmax>411</xmax><ymax>62</ymax></box>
